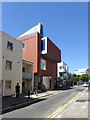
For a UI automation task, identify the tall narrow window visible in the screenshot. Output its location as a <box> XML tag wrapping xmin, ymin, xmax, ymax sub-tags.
<box><xmin>22</xmin><ymin>67</ymin><xmax>25</xmax><ymax>72</ymax></box>
<box><xmin>23</xmin><ymin>43</ymin><xmax>25</xmax><ymax>48</ymax></box>
<box><xmin>7</xmin><ymin>41</ymin><xmax>13</xmax><ymax>51</ymax></box>
<box><xmin>41</xmin><ymin>58</ymin><xmax>46</xmax><ymax>70</ymax></box>
<box><xmin>43</xmin><ymin>39</ymin><xmax>45</xmax><ymax>50</ymax></box>
<box><xmin>40</xmin><ymin>24</ymin><xmax>43</xmax><ymax>37</ymax></box>
<box><xmin>6</xmin><ymin>61</ymin><xmax>12</xmax><ymax>70</ymax></box>
<box><xmin>41</xmin><ymin>39</ymin><xmax>45</xmax><ymax>51</ymax></box>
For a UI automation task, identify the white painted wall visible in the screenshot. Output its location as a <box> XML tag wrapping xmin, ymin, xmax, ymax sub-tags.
<box><xmin>2</xmin><ymin>31</ymin><xmax>22</xmax><ymax>96</ymax></box>
<box><xmin>57</xmin><ymin>61</ymin><xmax>69</xmax><ymax>79</ymax></box>
<box><xmin>75</xmin><ymin>68</ymin><xmax>88</xmax><ymax>75</ymax></box>
<box><xmin>22</xmin><ymin>61</ymin><xmax>34</xmax><ymax>92</ymax></box>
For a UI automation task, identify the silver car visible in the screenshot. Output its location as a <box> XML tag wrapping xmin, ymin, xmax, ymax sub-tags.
<box><xmin>83</xmin><ymin>82</ymin><xmax>89</xmax><ymax>87</ymax></box>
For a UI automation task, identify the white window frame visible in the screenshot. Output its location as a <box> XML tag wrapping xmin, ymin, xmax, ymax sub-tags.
<box><xmin>5</xmin><ymin>80</ymin><xmax>11</xmax><ymax>89</ymax></box>
<box><xmin>6</xmin><ymin>60</ymin><xmax>12</xmax><ymax>70</ymax></box>
<box><xmin>7</xmin><ymin>41</ymin><xmax>13</xmax><ymax>51</ymax></box>
<box><xmin>41</xmin><ymin>37</ymin><xmax>47</xmax><ymax>54</ymax></box>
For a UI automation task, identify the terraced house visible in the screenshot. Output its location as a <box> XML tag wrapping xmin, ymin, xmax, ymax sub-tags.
<box><xmin>1</xmin><ymin>31</ymin><xmax>22</xmax><ymax>96</ymax></box>
<box><xmin>17</xmin><ymin>23</ymin><xmax>61</xmax><ymax>90</ymax></box>
<box><xmin>1</xmin><ymin>31</ymin><xmax>34</xmax><ymax>96</ymax></box>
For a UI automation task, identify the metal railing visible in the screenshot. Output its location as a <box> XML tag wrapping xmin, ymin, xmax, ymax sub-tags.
<box><xmin>22</xmin><ymin>72</ymin><xmax>32</xmax><ymax>80</ymax></box>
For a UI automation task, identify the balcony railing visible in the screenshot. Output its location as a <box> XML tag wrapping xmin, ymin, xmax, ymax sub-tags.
<box><xmin>22</xmin><ymin>72</ymin><xmax>32</xmax><ymax>80</ymax></box>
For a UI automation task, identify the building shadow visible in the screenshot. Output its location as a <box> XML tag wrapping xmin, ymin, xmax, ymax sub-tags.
<box><xmin>54</xmin><ymin>86</ymin><xmax>74</xmax><ymax>91</ymax></box>
<box><xmin>2</xmin><ymin>96</ymin><xmax>47</xmax><ymax>114</ymax></box>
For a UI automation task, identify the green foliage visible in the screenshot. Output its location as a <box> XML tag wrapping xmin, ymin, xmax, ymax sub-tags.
<box><xmin>69</xmin><ymin>73</ymin><xmax>88</xmax><ymax>83</ymax></box>
<box><xmin>79</xmin><ymin>74</ymin><xmax>88</xmax><ymax>82</ymax></box>
<box><xmin>88</xmin><ymin>76</ymin><xmax>90</xmax><ymax>80</ymax></box>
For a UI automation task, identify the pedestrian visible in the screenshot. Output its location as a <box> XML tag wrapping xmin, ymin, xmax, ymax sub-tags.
<box><xmin>38</xmin><ymin>82</ymin><xmax>41</xmax><ymax>90</ymax></box>
<box><xmin>15</xmin><ymin>83</ymin><xmax>20</xmax><ymax>97</ymax></box>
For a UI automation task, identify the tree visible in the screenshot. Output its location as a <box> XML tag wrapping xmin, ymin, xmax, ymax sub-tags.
<box><xmin>70</xmin><ymin>73</ymin><xmax>88</xmax><ymax>84</ymax></box>
<box><xmin>69</xmin><ymin>74</ymin><xmax>78</xmax><ymax>85</ymax></box>
<box><xmin>71</xmin><ymin>74</ymin><xmax>78</xmax><ymax>82</ymax></box>
<box><xmin>79</xmin><ymin>74</ymin><xmax>88</xmax><ymax>82</ymax></box>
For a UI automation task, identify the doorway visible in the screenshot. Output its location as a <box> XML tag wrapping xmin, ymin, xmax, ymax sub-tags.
<box><xmin>50</xmin><ymin>79</ymin><xmax>51</xmax><ymax>89</ymax></box>
<box><xmin>22</xmin><ymin>81</ymin><xmax>25</xmax><ymax>93</ymax></box>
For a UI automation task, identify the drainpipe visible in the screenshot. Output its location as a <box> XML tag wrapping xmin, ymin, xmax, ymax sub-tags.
<box><xmin>32</xmin><ymin>64</ymin><xmax>34</xmax><ymax>92</ymax></box>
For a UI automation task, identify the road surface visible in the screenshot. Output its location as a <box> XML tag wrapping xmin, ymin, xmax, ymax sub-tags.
<box><xmin>2</xmin><ymin>85</ymin><xmax>87</xmax><ymax>118</ymax></box>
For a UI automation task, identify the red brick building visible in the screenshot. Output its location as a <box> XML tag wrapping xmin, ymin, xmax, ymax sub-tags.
<box><xmin>17</xmin><ymin>23</ymin><xmax>61</xmax><ymax>90</ymax></box>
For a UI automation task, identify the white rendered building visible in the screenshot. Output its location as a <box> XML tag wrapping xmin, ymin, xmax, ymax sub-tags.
<box><xmin>22</xmin><ymin>60</ymin><xmax>34</xmax><ymax>93</ymax></box>
<box><xmin>57</xmin><ymin>61</ymin><xmax>69</xmax><ymax>80</ymax></box>
<box><xmin>75</xmin><ymin>68</ymin><xmax>88</xmax><ymax>76</ymax></box>
<box><xmin>2</xmin><ymin>31</ymin><xmax>23</xmax><ymax>96</ymax></box>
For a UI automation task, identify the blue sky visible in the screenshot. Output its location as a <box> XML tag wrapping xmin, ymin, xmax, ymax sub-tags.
<box><xmin>2</xmin><ymin>2</ymin><xmax>88</xmax><ymax>74</ymax></box>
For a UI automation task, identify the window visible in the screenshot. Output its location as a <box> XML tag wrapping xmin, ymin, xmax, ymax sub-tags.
<box><xmin>5</xmin><ymin>81</ymin><xmax>11</xmax><ymax>89</ymax></box>
<box><xmin>6</xmin><ymin>61</ymin><xmax>12</xmax><ymax>70</ymax></box>
<box><xmin>7</xmin><ymin>41</ymin><xmax>13</xmax><ymax>51</ymax></box>
<box><xmin>41</xmin><ymin>39</ymin><xmax>45</xmax><ymax>51</ymax></box>
<box><xmin>60</xmin><ymin>73</ymin><xmax>62</xmax><ymax>76</ymax></box>
<box><xmin>40</xmin><ymin>24</ymin><xmax>43</xmax><ymax>36</ymax></box>
<box><xmin>59</xmin><ymin>66</ymin><xmax>62</xmax><ymax>69</ymax></box>
<box><xmin>22</xmin><ymin>67</ymin><xmax>25</xmax><ymax>72</ymax></box>
<box><xmin>41</xmin><ymin>58</ymin><xmax>46</xmax><ymax>70</ymax></box>
<box><xmin>23</xmin><ymin>43</ymin><xmax>25</xmax><ymax>48</ymax></box>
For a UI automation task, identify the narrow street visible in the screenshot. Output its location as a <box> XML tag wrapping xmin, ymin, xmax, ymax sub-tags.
<box><xmin>2</xmin><ymin>85</ymin><xmax>88</xmax><ymax>119</ymax></box>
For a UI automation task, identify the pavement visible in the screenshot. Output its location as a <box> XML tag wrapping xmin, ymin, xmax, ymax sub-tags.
<box><xmin>3</xmin><ymin>85</ymin><xmax>79</xmax><ymax>110</ymax></box>
<box><xmin>57</xmin><ymin>87</ymin><xmax>89</xmax><ymax>119</ymax></box>
<box><xmin>3</xmin><ymin>85</ymin><xmax>76</xmax><ymax>110</ymax></box>
<box><xmin>2</xmin><ymin>89</ymin><xmax>62</xmax><ymax>110</ymax></box>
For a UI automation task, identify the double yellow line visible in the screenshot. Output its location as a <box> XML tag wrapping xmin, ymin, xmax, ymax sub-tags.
<box><xmin>46</xmin><ymin>87</ymin><xmax>88</xmax><ymax>119</ymax></box>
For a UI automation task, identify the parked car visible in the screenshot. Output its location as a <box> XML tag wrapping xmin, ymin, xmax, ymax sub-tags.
<box><xmin>83</xmin><ymin>82</ymin><xmax>89</xmax><ymax>87</ymax></box>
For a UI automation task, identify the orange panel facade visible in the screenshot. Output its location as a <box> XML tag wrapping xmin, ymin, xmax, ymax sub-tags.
<box><xmin>17</xmin><ymin>32</ymin><xmax>61</xmax><ymax>79</ymax></box>
<box><xmin>18</xmin><ymin>33</ymin><xmax>39</xmax><ymax>73</ymax></box>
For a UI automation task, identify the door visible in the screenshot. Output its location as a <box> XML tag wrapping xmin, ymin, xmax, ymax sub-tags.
<box><xmin>50</xmin><ymin>79</ymin><xmax>51</xmax><ymax>89</ymax></box>
<box><xmin>22</xmin><ymin>82</ymin><xmax>25</xmax><ymax>93</ymax></box>
<box><xmin>0</xmin><ymin>80</ymin><xmax>3</xmax><ymax>96</ymax></box>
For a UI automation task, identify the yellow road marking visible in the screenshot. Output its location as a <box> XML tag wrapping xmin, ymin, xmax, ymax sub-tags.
<box><xmin>46</xmin><ymin>87</ymin><xmax>88</xmax><ymax>119</ymax></box>
<box><xmin>1</xmin><ymin>87</ymin><xmax>88</xmax><ymax>113</ymax></box>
